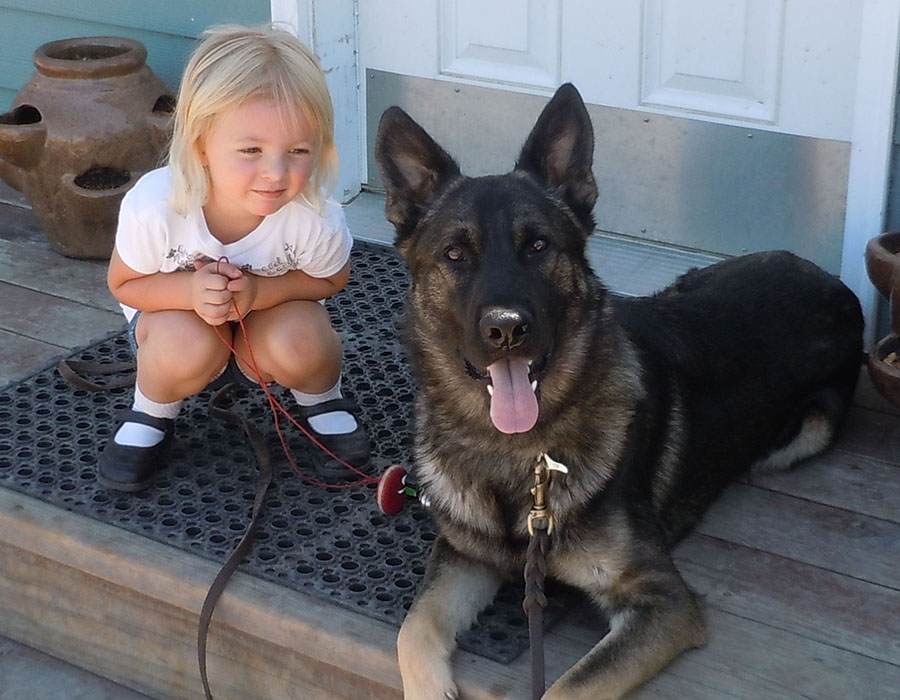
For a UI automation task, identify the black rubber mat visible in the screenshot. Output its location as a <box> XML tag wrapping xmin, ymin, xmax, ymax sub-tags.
<box><xmin>0</xmin><ymin>241</ymin><xmax>563</xmax><ymax>664</ymax></box>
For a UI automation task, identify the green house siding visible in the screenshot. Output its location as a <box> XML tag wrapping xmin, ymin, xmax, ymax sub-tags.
<box><xmin>0</xmin><ymin>0</ymin><xmax>270</xmax><ymax>110</ymax></box>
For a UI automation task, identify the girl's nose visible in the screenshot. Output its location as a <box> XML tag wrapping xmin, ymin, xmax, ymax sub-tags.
<box><xmin>261</xmin><ymin>154</ymin><xmax>287</xmax><ymax>180</ymax></box>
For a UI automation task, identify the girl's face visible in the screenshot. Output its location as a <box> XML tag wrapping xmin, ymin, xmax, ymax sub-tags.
<box><xmin>200</xmin><ymin>97</ymin><xmax>318</xmax><ymax>236</ymax></box>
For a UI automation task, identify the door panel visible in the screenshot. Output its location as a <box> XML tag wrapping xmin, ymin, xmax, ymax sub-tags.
<box><xmin>439</xmin><ymin>0</ymin><xmax>560</xmax><ymax>89</ymax></box>
<box><xmin>641</xmin><ymin>0</ymin><xmax>784</xmax><ymax>123</ymax></box>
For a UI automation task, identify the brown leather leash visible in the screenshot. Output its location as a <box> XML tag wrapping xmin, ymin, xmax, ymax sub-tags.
<box><xmin>524</xmin><ymin>453</ymin><xmax>566</xmax><ymax>700</ymax></box>
<box><xmin>199</xmin><ymin>382</ymin><xmax>272</xmax><ymax>700</ymax></box>
<box><xmin>57</xmin><ymin>357</ymin><xmax>136</xmax><ymax>391</ymax></box>
<box><xmin>523</xmin><ymin>528</ymin><xmax>549</xmax><ymax>699</ymax></box>
<box><xmin>57</xmin><ymin>359</ymin><xmax>272</xmax><ymax>700</ymax></box>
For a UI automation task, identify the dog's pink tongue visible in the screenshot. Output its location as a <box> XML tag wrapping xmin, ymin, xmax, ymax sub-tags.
<box><xmin>487</xmin><ymin>358</ymin><xmax>538</xmax><ymax>434</ymax></box>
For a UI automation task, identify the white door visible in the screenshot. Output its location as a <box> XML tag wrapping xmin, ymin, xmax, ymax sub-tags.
<box><xmin>274</xmin><ymin>0</ymin><xmax>900</xmax><ymax>341</ymax></box>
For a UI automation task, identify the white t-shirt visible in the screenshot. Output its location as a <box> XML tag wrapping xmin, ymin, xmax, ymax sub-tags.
<box><xmin>114</xmin><ymin>167</ymin><xmax>353</xmax><ymax>321</ymax></box>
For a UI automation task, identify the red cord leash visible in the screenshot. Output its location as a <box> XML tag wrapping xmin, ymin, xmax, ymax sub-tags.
<box><xmin>212</xmin><ymin>256</ymin><xmax>380</xmax><ymax>491</ymax></box>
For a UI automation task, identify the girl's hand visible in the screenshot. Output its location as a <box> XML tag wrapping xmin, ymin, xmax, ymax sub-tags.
<box><xmin>191</xmin><ymin>259</ymin><xmax>242</xmax><ymax>325</ymax></box>
<box><xmin>225</xmin><ymin>271</ymin><xmax>259</xmax><ymax>321</ymax></box>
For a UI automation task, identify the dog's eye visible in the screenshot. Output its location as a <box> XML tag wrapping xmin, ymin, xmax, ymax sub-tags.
<box><xmin>445</xmin><ymin>246</ymin><xmax>464</xmax><ymax>262</ymax></box>
<box><xmin>531</xmin><ymin>238</ymin><xmax>548</xmax><ymax>253</ymax></box>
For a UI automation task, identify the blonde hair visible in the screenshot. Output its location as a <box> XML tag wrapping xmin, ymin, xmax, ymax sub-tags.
<box><xmin>168</xmin><ymin>24</ymin><xmax>338</xmax><ymax>215</ymax></box>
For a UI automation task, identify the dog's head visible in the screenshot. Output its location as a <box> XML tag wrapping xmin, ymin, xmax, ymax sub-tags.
<box><xmin>375</xmin><ymin>84</ymin><xmax>601</xmax><ymax>436</ymax></box>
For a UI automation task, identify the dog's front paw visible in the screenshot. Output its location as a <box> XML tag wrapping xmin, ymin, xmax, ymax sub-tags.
<box><xmin>398</xmin><ymin>648</ymin><xmax>457</xmax><ymax>700</ymax></box>
<box><xmin>398</xmin><ymin>617</ymin><xmax>458</xmax><ymax>699</ymax></box>
<box><xmin>543</xmin><ymin>685</ymin><xmax>609</xmax><ymax>700</ymax></box>
<box><xmin>401</xmin><ymin>668</ymin><xmax>458</xmax><ymax>700</ymax></box>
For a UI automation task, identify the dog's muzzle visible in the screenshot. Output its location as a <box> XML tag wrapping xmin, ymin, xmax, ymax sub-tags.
<box><xmin>467</xmin><ymin>305</ymin><xmax>545</xmax><ymax>435</ymax></box>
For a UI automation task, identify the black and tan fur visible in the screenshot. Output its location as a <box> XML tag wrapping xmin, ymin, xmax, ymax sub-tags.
<box><xmin>374</xmin><ymin>83</ymin><xmax>864</xmax><ymax>700</ymax></box>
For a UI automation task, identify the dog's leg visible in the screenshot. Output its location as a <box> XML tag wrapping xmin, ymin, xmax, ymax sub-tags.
<box><xmin>544</xmin><ymin>558</ymin><xmax>707</xmax><ymax>700</ymax></box>
<box><xmin>398</xmin><ymin>537</ymin><xmax>504</xmax><ymax>699</ymax></box>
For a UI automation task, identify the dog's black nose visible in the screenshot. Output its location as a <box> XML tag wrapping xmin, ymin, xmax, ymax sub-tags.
<box><xmin>479</xmin><ymin>307</ymin><xmax>531</xmax><ymax>349</ymax></box>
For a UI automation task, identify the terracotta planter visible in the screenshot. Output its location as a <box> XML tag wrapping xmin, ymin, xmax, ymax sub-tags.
<box><xmin>0</xmin><ymin>36</ymin><xmax>174</xmax><ymax>258</ymax></box>
<box><xmin>864</xmin><ymin>232</ymin><xmax>900</xmax><ymax>406</ymax></box>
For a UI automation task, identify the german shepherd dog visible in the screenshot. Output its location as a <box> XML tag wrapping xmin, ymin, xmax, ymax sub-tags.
<box><xmin>374</xmin><ymin>84</ymin><xmax>864</xmax><ymax>699</ymax></box>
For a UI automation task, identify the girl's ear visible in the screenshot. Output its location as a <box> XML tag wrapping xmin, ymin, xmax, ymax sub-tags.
<box><xmin>196</xmin><ymin>138</ymin><xmax>209</xmax><ymax>166</ymax></box>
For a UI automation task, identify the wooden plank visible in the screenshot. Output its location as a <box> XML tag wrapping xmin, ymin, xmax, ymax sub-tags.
<box><xmin>0</xmin><ymin>488</ymin><xmax>404</xmax><ymax>700</ymax></box>
<box><xmin>0</xmin><ymin>197</ymin><xmax>45</xmax><ymax>243</ymax></box>
<box><xmin>0</xmin><ymin>239</ymin><xmax>120</xmax><ymax>313</ymax></box>
<box><xmin>0</xmin><ymin>633</ymin><xmax>151</xmax><ymax>700</ymax></box>
<box><xmin>745</xmin><ymin>448</ymin><xmax>900</xmax><ymax>523</ymax></box>
<box><xmin>0</xmin><ymin>281</ymin><xmax>123</xmax><ymax>348</ymax></box>
<box><xmin>836</xmin><ymin>405</ymin><xmax>900</xmax><ymax>466</ymax></box>
<box><xmin>635</xmin><ymin>607</ymin><xmax>900</xmax><ymax>700</ymax></box>
<box><xmin>853</xmin><ymin>366</ymin><xmax>900</xmax><ymax>416</ymax></box>
<box><xmin>0</xmin><ymin>329</ymin><xmax>64</xmax><ymax>388</ymax></box>
<box><xmin>544</xmin><ymin>526</ymin><xmax>900</xmax><ymax>699</ymax></box>
<box><xmin>4</xmin><ymin>485</ymin><xmax>895</xmax><ymax>700</ymax></box>
<box><xmin>0</xmin><ymin>182</ymin><xmax>29</xmax><ymax>208</ymax></box>
<box><xmin>696</xmin><ymin>483</ymin><xmax>900</xmax><ymax>590</ymax></box>
<box><xmin>549</xmin><ymin>591</ymin><xmax>900</xmax><ymax>700</ymax></box>
<box><xmin>0</xmin><ymin>488</ymin><xmax>561</xmax><ymax>700</ymax></box>
<box><xmin>674</xmin><ymin>534</ymin><xmax>900</xmax><ymax>666</ymax></box>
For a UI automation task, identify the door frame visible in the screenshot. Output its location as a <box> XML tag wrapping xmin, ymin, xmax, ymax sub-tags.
<box><xmin>272</xmin><ymin>0</ymin><xmax>900</xmax><ymax>341</ymax></box>
<box><xmin>840</xmin><ymin>0</ymin><xmax>900</xmax><ymax>346</ymax></box>
<box><xmin>270</xmin><ymin>0</ymin><xmax>362</xmax><ymax>204</ymax></box>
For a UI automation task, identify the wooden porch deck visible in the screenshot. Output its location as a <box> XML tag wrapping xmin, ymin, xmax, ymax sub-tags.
<box><xmin>0</xmin><ymin>183</ymin><xmax>898</xmax><ymax>699</ymax></box>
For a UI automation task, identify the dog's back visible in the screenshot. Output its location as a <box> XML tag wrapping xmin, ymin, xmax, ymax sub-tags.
<box><xmin>616</xmin><ymin>250</ymin><xmax>863</xmax><ymax>540</ymax></box>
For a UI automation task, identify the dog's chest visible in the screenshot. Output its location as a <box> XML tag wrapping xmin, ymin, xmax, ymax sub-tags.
<box><xmin>421</xmin><ymin>452</ymin><xmax>526</xmax><ymax>515</ymax></box>
<box><xmin>418</xmin><ymin>452</ymin><xmax>573</xmax><ymax>567</ymax></box>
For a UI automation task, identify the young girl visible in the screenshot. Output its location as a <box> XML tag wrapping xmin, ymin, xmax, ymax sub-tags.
<box><xmin>98</xmin><ymin>24</ymin><xmax>369</xmax><ymax>491</ymax></box>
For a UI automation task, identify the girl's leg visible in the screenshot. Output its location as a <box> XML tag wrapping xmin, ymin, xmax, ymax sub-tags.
<box><xmin>234</xmin><ymin>301</ymin><xmax>369</xmax><ymax>464</ymax></box>
<box><xmin>99</xmin><ymin>311</ymin><xmax>232</xmax><ymax>491</ymax></box>
<box><xmin>232</xmin><ymin>300</ymin><xmax>340</xmax><ymax>391</ymax></box>
<box><xmin>117</xmin><ymin>309</ymin><xmax>232</xmax><ymax>445</ymax></box>
<box><xmin>135</xmin><ymin>309</ymin><xmax>234</xmax><ymax>402</ymax></box>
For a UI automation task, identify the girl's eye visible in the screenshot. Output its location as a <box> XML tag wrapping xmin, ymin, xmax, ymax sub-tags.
<box><xmin>445</xmin><ymin>246</ymin><xmax>464</xmax><ymax>262</ymax></box>
<box><xmin>291</xmin><ymin>147</ymin><xmax>311</xmax><ymax>156</ymax></box>
<box><xmin>240</xmin><ymin>147</ymin><xmax>261</xmax><ymax>155</ymax></box>
<box><xmin>531</xmin><ymin>238</ymin><xmax>548</xmax><ymax>253</ymax></box>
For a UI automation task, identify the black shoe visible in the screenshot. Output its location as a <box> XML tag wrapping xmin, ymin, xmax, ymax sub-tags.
<box><xmin>98</xmin><ymin>409</ymin><xmax>174</xmax><ymax>492</ymax></box>
<box><xmin>294</xmin><ymin>397</ymin><xmax>370</xmax><ymax>469</ymax></box>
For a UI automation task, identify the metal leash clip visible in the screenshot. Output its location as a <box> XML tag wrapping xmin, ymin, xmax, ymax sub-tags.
<box><xmin>527</xmin><ymin>453</ymin><xmax>568</xmax><ymax>536</ymax></box>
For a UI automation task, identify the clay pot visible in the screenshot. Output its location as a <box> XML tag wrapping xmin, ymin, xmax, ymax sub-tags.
<box><xmin>0</xmin><ymin>36</ymin><xmax>174</xmax><ymax>258</ymax></box>
<box><xmin>868</xmin><ymin>335</ymin><xmax>900</xmax><ymax>407</ymax></box>
<box><xmin>864</xmin><ymin>232</ymin><xmax>900</xmax><ymax>406</ymax></box>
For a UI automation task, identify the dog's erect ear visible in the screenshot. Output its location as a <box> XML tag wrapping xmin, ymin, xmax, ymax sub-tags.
<box><xmin>375</xmin><ymin>107</ymin><xmax>461</xmax><ymax>245</ymax></box>
<box><xmin>516</xmin><ymin>83</ymin><xmax>597</xmax><ymax>231</ymax></box>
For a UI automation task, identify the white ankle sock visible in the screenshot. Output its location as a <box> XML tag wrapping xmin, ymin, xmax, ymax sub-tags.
<box><xmin>290</xmin><ymin>381</ymin><xmax>358</xmax><ymax>435</ymax></box>
<box><xmin>114</xmin><ymin>385</ymin><xmax>182</xmax><ymax>447</ymax></box>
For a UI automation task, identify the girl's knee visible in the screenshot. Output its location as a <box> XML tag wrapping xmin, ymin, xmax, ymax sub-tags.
<box><xmin>246</xmin><ymin>303</ymin><xmax>342</xmax><ymax>382</ymax></box>
<box><xmin>279</xmin><ymin>317</ymin><xmax>341</xmax><ymax>370</ymax></box>
<box><xmin>138</xmin><ymin>311</ymin><xmax>231</xmax><ymax>378</ymax></box>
